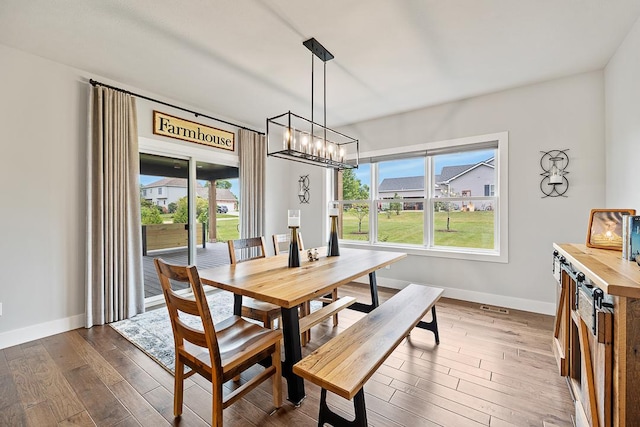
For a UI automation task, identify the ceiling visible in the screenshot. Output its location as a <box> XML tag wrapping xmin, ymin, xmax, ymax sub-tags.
<box><xmin>1</xmin><ymin>0</ymin><xmax>640</xmax><ymax>130</ymax></box>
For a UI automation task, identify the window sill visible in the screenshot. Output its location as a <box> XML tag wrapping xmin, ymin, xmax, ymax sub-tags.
<box><xmin>340</xmin><ymin>241</ymin><xmax>508</xmax><ymax>263</ymax></box>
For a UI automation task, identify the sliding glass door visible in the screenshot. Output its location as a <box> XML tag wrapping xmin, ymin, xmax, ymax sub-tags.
<box><xmin>139</xmin><ymin>152</ymin><xmax>239</xmax><ymax>300</ymax></box>
<box><xmin>139</xmin><ymin>153</ymin><xmax>192</xmax><ymax>298</ymax></box>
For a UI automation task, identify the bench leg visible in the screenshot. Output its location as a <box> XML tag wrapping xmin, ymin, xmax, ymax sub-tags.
<box><xmin>318</xmin><ymin>388</ymin><xmax>367</xmax><ymax>427</ymax></box>
<box><xmin>416</xmin><ymin>306</ymin><xmax>440</xmax><ymax>344</ymax></box>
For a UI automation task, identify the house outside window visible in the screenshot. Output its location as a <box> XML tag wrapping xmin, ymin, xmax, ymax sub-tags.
<box><xmin>484</xmin><ymin>184</ymin><xmax>495</xmax><ymax>196</ymax></box>
<box><xmin>335</xmin><ymin>131</ymin><xmax>508</xmax><ymax>262</ymax></box>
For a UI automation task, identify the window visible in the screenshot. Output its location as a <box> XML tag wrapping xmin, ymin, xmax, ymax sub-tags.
<box><xmin>334</xmin><ymin>132</ymin><xmax>508</xmax><ymax>262</ymax></box>
<box><xmin>484</xmin><ymin>184</ymin><xmax>495</xmax><ymax>196</ymax></box>
<box><xmin>158</xmin><ymin>187</ymin><xmax>163</xmax><ymax>195</ymax></box>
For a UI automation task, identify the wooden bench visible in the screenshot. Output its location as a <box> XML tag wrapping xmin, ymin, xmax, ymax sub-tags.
<box><xmin>299</xmin><ymin>296</ymin><xmax>357</xmax><ymax>336</ymax></box>
<box><xmin>293</xmin><ymin>284</ymin><xmax>443</xmax><ymax>427</ymax></box>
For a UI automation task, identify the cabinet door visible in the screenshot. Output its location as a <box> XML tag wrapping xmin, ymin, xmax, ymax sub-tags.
<box><xmin>553</xmin><ymin>269</ymin><xmax>570</xmax><ymax>376</ymax></box>
<box><xmin>575</xmin><ymin>288</ymin><xmax>613</xmax><ymax>427</ymax></box>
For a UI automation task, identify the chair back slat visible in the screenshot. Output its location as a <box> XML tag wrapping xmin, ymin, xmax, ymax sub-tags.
<box><xmin>174</xmin><ymin>319</ymin><xmax>209</xmax><ymax>348</ymax></box>
<box><xmin>272</xmin><ymin>232</ymin><xmax>305</xmax><ymax>255</ymax></box>
<box><xmin>228</xmin><ymin>237</ymin><xmax>267</xmax><ymax>264</ymax></box>
<box><xmin>165</xmin><ymin>292</ymin><xmax>201</xmax><ymax>317</ymax></box>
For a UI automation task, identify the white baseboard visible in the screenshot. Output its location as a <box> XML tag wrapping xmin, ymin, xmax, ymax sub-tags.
<box><xmin>0</xmin><ymin>314</ymin><xmax>85</xmax><ymax>350</ymax></box>
<box><xmin>353</xmin><ymin>277</ymin><xmax>555</xmax><ymax>315</ymax></box>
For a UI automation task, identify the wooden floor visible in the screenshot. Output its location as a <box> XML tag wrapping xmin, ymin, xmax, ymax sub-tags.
<box><xmin>0</xmin><ymin>284</ymin><xmax>574</xmax><ymax>426</ymax></box>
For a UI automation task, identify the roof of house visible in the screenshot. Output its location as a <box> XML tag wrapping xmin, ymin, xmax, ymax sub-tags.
<box><xmin>143</xmin><ymin>177</ymin><xmax>189</xmax><ymax>188</ymax></box>
<box><xmin>215</xmin><ymin>188</ymin><xmax>236</xmax><ymax>201</ymax></box>
<box><xmin>437</xmin><ymin>158</ymin><xmax>495</xmax><ymax>183</ymax></box>
<box><xmin>378</xmin><ymin>176</ymin><xmax>424</xmax><ymax>193</ymax></box>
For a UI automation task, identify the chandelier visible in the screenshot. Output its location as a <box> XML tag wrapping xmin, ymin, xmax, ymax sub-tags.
<box><xmin>266</xmin><ymin>38</ymin><xmax>359</xmax><ymax>170</ymax></box>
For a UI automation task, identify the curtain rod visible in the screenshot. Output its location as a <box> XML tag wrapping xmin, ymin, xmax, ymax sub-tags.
<box><xmin>89</xmin><ymin>79</ymin><xmax>264</xmax><ymax>135</ymax></box>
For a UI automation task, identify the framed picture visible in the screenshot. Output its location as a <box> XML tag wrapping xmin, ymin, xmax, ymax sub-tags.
<box><xmin>586</xmin><ymin>208</ymin><xmax>636</xmax><ymax>250</ymax></box>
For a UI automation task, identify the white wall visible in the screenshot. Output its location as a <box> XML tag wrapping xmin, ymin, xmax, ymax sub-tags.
<box><xmin>264</xmin><ymin>156</ymin><xmax>293</xmax><ymax>256</ymax></box>
<box><xmin>0</xmin><ymin>44</ymin><xmax>87</xmax><ymax>344</ymax></box>
<box><xmin>605</xmin><ymin>16</ymin><xmax>640</xmax><ymax>209</ymax></box>
<box><xmin>337</xmin><ymin>72</ymin><xmax>605</xmax><ymax>313</ymax></box>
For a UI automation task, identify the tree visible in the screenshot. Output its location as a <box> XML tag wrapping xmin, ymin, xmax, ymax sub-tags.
<box><xmin>167</xmin><ymin>202</ymin><xmax>177</xmax><ymax>214</ymax></box>
<box><xmin>141</xmin><ymin>206</ymin><xmax>163</xmax><ymax>224</ymax></box>
<box><xmin>390</xmin><ymin>193</ymin><xmax>402</xmax><ymax>216</ymax></box>
<box><xmin>141</xmin><ymin>198</ymin><xmax>154</xmax><ymax>209</ymax></box>
<box><xmin>341</xmin><ymin>169</ymin><xmax>370</xmax><ymax>234</ymax></box>
<box><xmin>349</xmin><ymin>203</ymin><xmax>369</xmax><ymax>233</ymax></box>
<box><xmin>216</xmin><ymin>180</ymin><xmax>232</xmax><ymax>189</ymax></box>
<box><xmin>440</xmin><ymin>185</ymin><xmax>458</xmax><ymax>231</ymax></box>
<box><xmin>173</xmin><ymin>196</ymin><xmax>209</xmax><ymax>224</ymax></box>
<box><xmin>341</xmin><ymin>169</ymin><xmax>369</xmax><ymax>200</ymax></box>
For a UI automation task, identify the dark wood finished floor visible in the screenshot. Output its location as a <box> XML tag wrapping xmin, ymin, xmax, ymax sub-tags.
<box><xmin>0</xmin><ymin>284</ymin><xmax>573</xmax><ymax>426</ymax></box>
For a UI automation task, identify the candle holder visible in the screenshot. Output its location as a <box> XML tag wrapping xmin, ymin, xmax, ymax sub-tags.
<box><xmin>288</xmin><ymin>226</ymin><xmax>300</xmax><ymax>267</ymax></box>
<box><xmin>327</xmin><ymin>202</ymin><xmax>340</xmax><ymax>257</ymax></box>
<box><xmin>540</xmin><ymin>149</ymin><xmax>569</xmax><ymax>198</ymax></box>
<box><xmin>288</xmin><ymin>209</ymin><xmax>301</xmax><ymax>267</ymax></box>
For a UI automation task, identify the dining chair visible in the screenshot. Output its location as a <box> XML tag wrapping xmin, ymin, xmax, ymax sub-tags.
<box><xmin>271</xmin><ymin>232</ymin><xmax>340</xmax><ymax>344</ymax></box>
<box><xmin>227</xmin><ymin>237</ymin><xmax>281</xmax><ymax>329</ymax></box>
<box><xmin>154</xmin><ymin>258</ymin><xmax>282</xmax><ymax>426</ymax></box>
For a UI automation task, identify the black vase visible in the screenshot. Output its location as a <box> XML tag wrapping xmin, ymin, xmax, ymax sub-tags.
<box><xmin>327</xmin><ymin>215</ymin><xmax>340</xmax><ymax>257</ymax></box>
<box><xmin>288</xmin><ymin>227</ymin><xmax>300</xmax><ymax>267</ymax></box>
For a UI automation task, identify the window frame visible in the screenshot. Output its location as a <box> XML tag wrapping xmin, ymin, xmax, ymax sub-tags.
<box><xmin>335</xmin><ymin>131</ymin><xmax>508</xmax><ymax>263</ymax></box>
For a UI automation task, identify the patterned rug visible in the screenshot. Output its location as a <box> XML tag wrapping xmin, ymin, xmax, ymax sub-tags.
<box><xmin>110</xmin><ymin>291</ymin><xmax>320</xmax><ymax>374</ymax></box>
<box><xmin>110</xmin><ymin>290</ymin><xmax>236</xmax><ymax>374</ymax></box>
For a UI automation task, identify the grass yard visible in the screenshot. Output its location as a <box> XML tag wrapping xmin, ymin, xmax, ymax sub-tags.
<box><xmin>214</xmin><ymin>216</ymin><xmax>239</xmax><ymax>242</ymax></box>
<box><xmin>341</xmin><ymin>210</ymin><xmax>494</xmax><ymax>249</ymax></box>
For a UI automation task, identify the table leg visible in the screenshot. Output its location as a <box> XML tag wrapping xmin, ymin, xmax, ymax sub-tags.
<box><xmin>350</xmin><ymin>271</ymin><xmax>380</xmax><ymax>314</ymax></box>
<box><xmin>280</xmin><ymin>306</ymin><xmax>305</xmax><ymax>405</ymax></box>
<box><xmin>233</xmin><ymin>294</ymin><xmax>242</xmax><ymax>316</ymax></box>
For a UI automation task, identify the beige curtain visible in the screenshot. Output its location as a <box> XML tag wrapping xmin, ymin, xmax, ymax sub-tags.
<box><xmin>86</xmin><ymin>85</ymin><xmax>144</xmax><ymax>327</ymax></box>
<box><xmin>238</xmin><ymin>129</ymin><xmax>266</xmax><ymax>242</ymax></box>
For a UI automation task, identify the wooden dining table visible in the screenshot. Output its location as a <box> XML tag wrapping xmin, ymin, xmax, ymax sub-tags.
<box><xmin>198</xmin><ymin>247</ymin><xmax>407</xmax><ymax>405</ymax></box>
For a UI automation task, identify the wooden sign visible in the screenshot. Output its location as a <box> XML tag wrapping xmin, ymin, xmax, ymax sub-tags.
<box><xmin>153</xmin><ymin>111</ymin><xmax>234</xmax><ymax>151</ymax></box>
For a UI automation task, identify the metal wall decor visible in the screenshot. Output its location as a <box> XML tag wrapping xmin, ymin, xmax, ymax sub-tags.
<box><xmin>298</xmin><ymin>175</ymin><xmax>310</xmax><ymax>204</ymax></box>
<box><xmin>540</xmin><ymin>149</ymin><xmax>569</xmax><ymax>198</ymax></box>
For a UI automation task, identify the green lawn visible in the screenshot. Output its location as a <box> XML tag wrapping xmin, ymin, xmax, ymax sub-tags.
<box><xmin>214</xmin><ymin>216</ymin><xmax>239</xmax><ymax>242</ymax></box>
<box><xmin>341</xmin><ymin>210</ymin><xmax>494</xmax><ymax>249</ymax></box>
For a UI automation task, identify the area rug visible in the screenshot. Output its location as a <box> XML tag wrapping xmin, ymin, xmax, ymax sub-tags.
<box><xmin>110</xmin><ymin>290</ymin><xmax>236</xmax><ymax>374</ymax></box>
<box><xmin>110</xmin><ymin>291</ymin><xmax>320</xmax><ymax>375</ymax></box>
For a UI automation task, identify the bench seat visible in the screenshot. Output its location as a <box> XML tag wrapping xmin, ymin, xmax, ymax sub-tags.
<box><xmin>293</xmin><ymin>284</ymin><xmax>442</xmax><ymax>426</ymax></box>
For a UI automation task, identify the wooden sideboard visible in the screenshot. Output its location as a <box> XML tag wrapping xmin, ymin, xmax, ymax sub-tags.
<box><xmin>553</xmin><ymin>243</ymin><xmax>640</xmax><ymax>427</ymax></box>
